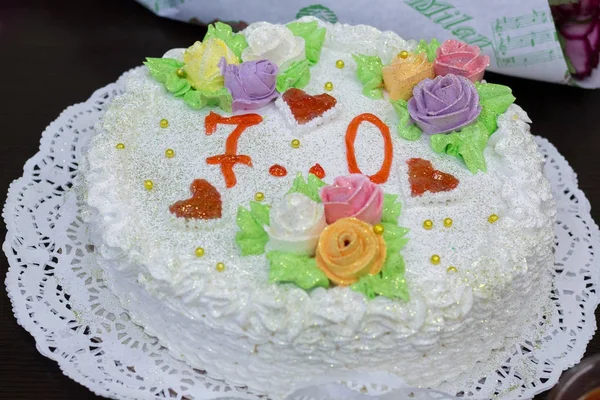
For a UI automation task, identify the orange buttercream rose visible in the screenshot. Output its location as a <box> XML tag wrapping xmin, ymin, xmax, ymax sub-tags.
<box><xmin>382</xmin><ymin>52</ymin><xmax>435</xmax><ymax>101</ymax></box>
<box><xmin>315</xmin><ymin>217</ymin><xmax>386</xmax><ymax>286</ymax></box>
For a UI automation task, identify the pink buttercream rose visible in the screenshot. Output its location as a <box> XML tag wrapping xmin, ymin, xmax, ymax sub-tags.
<box><xmin>434</xmin><ymin>39</ymin><xmax>490</xmax><ymax>82</ymax></box>
<box><xmin>320</xmin><ymin>174</ymin><xmax>384</xmax><ymax>225</ymax></box>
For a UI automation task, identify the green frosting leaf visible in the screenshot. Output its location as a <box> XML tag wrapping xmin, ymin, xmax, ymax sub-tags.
<box><xmin>144</xmin><ymin>57</ymin><xmax>191</xmax><ymax>97</ymax></box>
<box><xmin>287</xmin><ymin>173</ymin><xmax>326</xmax><ymax>203</ymax></box>
<box><xmin>382</xmin><ymin>222</ymin><xmax>410</xmax><ymax>253</ymax></box>
<box><xmin>430</xmin><ymin>121</ymin><xmax>489</xmax><ymax>174</ymax></box>
<box><xmin>203</xmin><ymin>21</ymin><xmax>248</xmax><ymax>58</ymax></box>
<box><xmin>183</xmin><ymin>87</ymin><xmax>233</xmax><ymax>112</ymax></box>
<box><xmin>296</xmin><ymin>4</ymin><xmax>338</xmax><ymax>23</ymax></box>
<box><xmin>382</xmin><ymin>194</ymin><xmax>402</xmax><ymax>224</ymax></box>
<box><xmin>351</xmin><ymin>250</ymin><xmax>409</xmax><ymax>301</ymax></box>
<box><xmin>287</xmin><ymin>21</ymin><xmax>327</xmax><ymax>65</ymax></box>
<box><xmin>390</xmin><ymin>99</ymin><xmax>423</xmax><ymax>141</ymax></box>
<box><xmin>267</xmin><ymin>251</ymin><xmax>330</xmax><ymax>290</ymax></box>
<box><xmin>475</xmin><ymin>82</ymin><xmax>516</xmax><ymax>135</ymax></box>
<box><xmin>352</xmin><ymin>54</ymin><xmax>384</xmax><ymax>99</ymax></box>
<box><xmin>416</xmin><ymin>38</ymin><xmax>441</xmax><ymax>62</ymax></box>
<box><xmin>276</xmin><ymin>60</ymin><xmax>311</xmax><ymax>93</ymax></box>
<box><xmin>235</xmin><ymin>204</ymin><xmax>270</xmax><ymax>256</ymax></box>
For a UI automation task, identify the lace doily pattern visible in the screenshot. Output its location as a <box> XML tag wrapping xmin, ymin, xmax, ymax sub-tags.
<box><xmin>3</xmin><ymin>71</ymin><xmax>599</xmax><ymax>399</ymax></box>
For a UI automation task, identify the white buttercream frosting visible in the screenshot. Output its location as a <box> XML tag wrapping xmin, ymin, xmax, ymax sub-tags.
<box><xmin>82</xmin><ymin>17</ymin><xmax>556</xmax><ymax>400</ymax></box>
<box><xmin>242</xmin><ymin>22</ymin><xmax>306</xmax><ymax>68</ymax></box>
<box><xmin>266</xmin><ymin>193</ymin><xmax>326</xmax><ymax>256</ymax></box>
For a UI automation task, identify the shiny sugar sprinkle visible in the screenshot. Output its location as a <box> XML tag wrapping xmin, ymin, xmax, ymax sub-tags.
<box><xmin>160</xmin><ymin>119</ymin><xmax>169</xmax><ymax>128</ymax></box>
<box><xmin>165</xmin><ymin>149</ymin><xmax>175</xmax><ymax>158</ymax></box>
<box><xmin>430</xmin><ymin>254</ymin><xmax>441</xmax><ymax>265</ymax></box>
<box><xmin>144</xmin><ymin>180</ymin><xmax>154</xmax><ymax>190</ymax></box>
<box><xmin>488</xmin><ymin>214</ymin><xmax>499</xmax><ymax>223</ymax></box>
<box><xmin>373</xmin><ymin>224</ymin><xmax>385</xmax><ymax>235</ymax></box>
<box><xmin>399</xmin><ymin>50</ymin><xmax>409</xmax><ymax>59</ymax></box>
<box><xmin>335</xmin><ymin>60</ymin><xmax>345</xmax><ymax>69</ymax></box>
<box><xmin>254</xmin><ymin>192</ymin><xmax>265</xmax><ymax>202</ymax></box>
<box><xmin>423</xmin><ymin>220</ymin><xmax>433</xmax><ymax>230</ymax></box>
<box><xmin>443</xmin><ymin>218</ymin><xmax>453</xmax><ymax>228</ymax></box>
<box><xmin>194</xmin><ymin>247</ymin><xmax>205</xmax><ymax>257</ymax></box>
<box><xmin>291</xmin><ymin>139</ymin><xmax>301</xmax><ymax>148</ymax></box>
<box><xmin>324</xmin><ymin>81</ymin><xmax>334</xmax><ymax>91</ymax></box>
<box><xmin>447</xmin><ymin>266</ymin><xmax>458</xmax><ymax>273</ymax></box>
<box><xmin>216</xmin><ymin>262</ymin><xmax>225</xmax><ymax>272</ymax></box>
<box><xmin>116</xmin><ymin>143</ymin><xmax>125</xmax><ymax>150</ymax></box>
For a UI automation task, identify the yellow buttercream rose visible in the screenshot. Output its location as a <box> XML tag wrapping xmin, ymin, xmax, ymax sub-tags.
<box><xmin>183</xmin><ymin>38</ymin><xmax>239</xmax><ymax>91</ymax></box>
<box><xmin>382</xmin><ymin>52</ymin><xmax>435</xmax><ymax>101</ymax></box>
<box><xmin>315</xmin><ymin>217</ymin><xmax>386</xmax><ymax>286</ymax></box>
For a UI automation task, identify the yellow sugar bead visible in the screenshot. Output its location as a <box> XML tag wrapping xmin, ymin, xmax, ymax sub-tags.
<box><xmin>291</xmin><ymin>139</ymin><xmax>301</xmax><ymax>149</ymax></box>
<box><xmin>176</xmin><ymin>68</ymin><xmax>186</xmax><ymax>78</ymax></box>
<box><xmin>116</xmin><ymin>143</ymin><xmax>125</xmax><ymax>150</ymax></box>
<box><xmin>373</xmin><ymin>224</ymin><xmax>385</xmax><ymax>235</ymax></box>
<box><xmin>399</xmin><ymin>50</ymin><xmax>409</xmax><ymax>59</ymax></box>
<box><xmin>144</xmin><ymin>180</ymin><xmax>154</xmax><ymax>190</ymax></box>
<box><xmin>488</xmin><ymin>214</ymin><xmax>499</xmax><ymax>223</ymax></box>
<box><xmin>324</xmin><ymin>81</ymin><xmax>334</xmax><ymax>91</ymax></box>
<box><xmin>254</xmin><ymin>192</ymin><xmax>265</xmax><ymax>202</ymax></box>
<box><xmin>423</xmin><ymin>219</ymin><xmax>433</xmax><ymax>230</ymax></box>
<box><xmin>194</xmin><ymin>247</ymin><xmax>205</xmax><ymax>257</ymax></box>
<box><xmin>160</xmin><ymin>119</ymin><xmax>169</xmax><ymax>128</ymax></box>
<box><xmin>165</xmin><ymin>148</ymin><xmax>175</xmax><ymax>158</ymax></box>
<box><xmin>443</xmin><ymin>218</ymin><xmax>453</xmax><ymax>228</ymax></box>
<box><xmin>335</xmin><ymin>60</ymin><xmax>345</xmax><ymax>69</ymax></box>
<box><xmin>447</xmin><ymin>266</ymin><xmax>458</xmax><ymax>273</ymax></box>
<box><xmin>216</xmin><ymin>262</ymin><xmax>225</xmax><ymax>272</ymax></box>
<box><xmin>430</xmin><ymin>254</ymin><xmax>441</xmax><ymax>265</ymax></box>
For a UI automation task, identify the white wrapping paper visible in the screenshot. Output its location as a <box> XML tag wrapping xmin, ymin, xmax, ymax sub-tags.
<box><xmin>137</xmin><ymin>0</ymin><xmax>600</xmax><ymax>87</ymax></box>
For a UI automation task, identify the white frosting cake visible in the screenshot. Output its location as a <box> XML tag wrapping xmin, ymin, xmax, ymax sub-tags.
<box><xmin>82</xmin><ymin>18</ymin><xmax>556</xmax><ymax>398</ymax></box>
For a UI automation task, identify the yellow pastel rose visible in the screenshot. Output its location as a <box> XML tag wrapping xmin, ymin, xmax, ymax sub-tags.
<box><xmin>382</xmin><ymin>52</ymin><xmax>435</xmax><ymax>101</ymax></box>
<box><xmin>183</xmin><ymin>38</ymin><xmax>239</xmax><ymax>91</ymax></box>
<box><xmin>315</xmin><ymin>217</ymin><xmax>386</xmax><ymax>286</ymax></box>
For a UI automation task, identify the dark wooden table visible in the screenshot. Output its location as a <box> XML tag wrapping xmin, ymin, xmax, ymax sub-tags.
<box><xmin>0</xmin><ymin>0</ymin><xmax>598</xmax><ymax>399</ymax></box>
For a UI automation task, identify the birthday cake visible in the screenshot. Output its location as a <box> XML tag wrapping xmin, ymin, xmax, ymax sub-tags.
<box><xmin>83</xmin><ymin>17</ymin><xmax>556</xmax><ymax>398</ymax></box>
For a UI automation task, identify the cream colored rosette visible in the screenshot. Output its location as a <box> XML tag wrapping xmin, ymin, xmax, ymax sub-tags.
<box><xmin>241</xmin><ymin>22</ymin><xmax>306</xmax><ymax>68</ymax></box>
<box><xmin>183</xmin><ymin>38</ymin><xmax>239</xmax><ymax>91</ymax></box>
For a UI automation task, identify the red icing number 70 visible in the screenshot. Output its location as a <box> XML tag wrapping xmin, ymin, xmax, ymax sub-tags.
<box><xmin>206</xmin><ymin>111</ymin><xmax>393</xmax><ymax>188</ymax></box>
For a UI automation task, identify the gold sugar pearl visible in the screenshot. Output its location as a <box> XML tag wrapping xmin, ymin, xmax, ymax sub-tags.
<box><xmin>373</xmin><ymin>224</ymin><xmax>385</xmax><ymax>235</ymax></box>
<box><xmin>176</xmin><ymin>68</ymin><xmax>186</xmax><ymax>78</ymax></box>
<box><xmin>254</xmin><ymin>192</ymin><xmax>265</xmax><ymax>202</ymax></box>
<box><xmin>160</xmin><ymin>118</ymin><xmax>169</xmax><ymax>128</ymax></box>
<box><xmin>399</xmin><ymin>50</ymin><xmax>409</xmax><ymax>59</ymax></box>
<box><xmin>165</xmin><ymin>148</ymin><xmax>175</xmax><ymax>158</ymax></box>
<box><xmin>335</xmin><ymin>60</ymin><xmax>345</xmax><ymax>69</ymax></box>
<box><xmin>144</xmin><ymin>180</ymin><xmax>154</xmax><ymax>190</ymax></box>
<box><xmin>488</xmin><ymin>214</ymin><xmax>499</xmax><ymax>223</ymax></box>
<box><xmin>423</xmin><ymin>220</ymin><xmax>433</xmax><ymax>230</ymax></box>
<box><xmin>443</xmin><ymin>218</ymin><xmax>453</xmax><ymax>228</ymax></box>
<box><xmin>324</xmin><ymin>81</ymin><xmax>334</xmax><ymax>91</ymax></box>
<box><xmin>216</xmin><ymin>262</ymin><xmax>225</xmax><ymax>272</ymax></box>
<box><xmin>194</xmin><ymin>247</ymin><xmax>205</xmax><ymax>257</ymax></box>
<box><xmin>116</xmin><ymin>143</ymin><xmax>125</xmax><ymax>150</ymax></box>
<box><xmin>447</xmin><ymin>266</ymin><xmax>458</xmax><ymax>273</ymax></box>
<box><xmin>291</xmin><ymin>139</ymin><xmax>301</xmax><ymax>149</ymax></box>
<box><xmin>430</xmin><ymin>254</ymin><xmax>441</xmax><ymax>265</ymax></box>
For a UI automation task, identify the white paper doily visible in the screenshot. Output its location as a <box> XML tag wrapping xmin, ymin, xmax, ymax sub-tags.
<box><xmin>3</xmin><ymin>69</ymin><xmax>599</xmax><ymax>400</ymax></box>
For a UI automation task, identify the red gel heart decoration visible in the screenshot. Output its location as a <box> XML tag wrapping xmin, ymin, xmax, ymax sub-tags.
<box><xmin>309</xmin><ymin>163</ymin><xmax>326</xmax><ymax>179</ymax></box>
<box><xmin>169</xmin><ymin>179</ymin><xmax>222</xmax><ymax>219</ymax></box>
<box><xmin>407</xmin><ymin>158</ymin><xmax>459</xmax><ymax>196</ymax></box>
<box><xmin>269</xmin><ymin>164</ymin><xmax>288</xmax><ymax>177</ymax></box>
<box><xmin>282</xmin><ymin>88</ymin><xmax>337</xmax><ymax>124</ymax></box>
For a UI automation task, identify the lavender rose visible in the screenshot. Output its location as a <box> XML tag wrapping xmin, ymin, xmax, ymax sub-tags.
<box><xmin>407</xmin><ymin>74</ymin><xmax>481</xmax><ymax>135</ymax></box>
<box><xmin>219</xmin><ymin>58</ymin><xmax>279</xmax><ymax>112</ymax></box>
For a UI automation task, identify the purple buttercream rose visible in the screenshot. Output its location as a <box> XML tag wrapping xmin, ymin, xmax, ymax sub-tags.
<box><xmin>407</xmin><ymin>74</ymin><xmax>481</xmax><ymax>135</ymax></box>
<box><xmin>219</xmin><ymin>58</ymin><xmax>279</xmax><ymax>112</ymax></box>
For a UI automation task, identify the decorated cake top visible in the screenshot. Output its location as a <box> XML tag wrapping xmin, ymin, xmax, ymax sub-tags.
<box><xmin>87</xmin><ymin>17</ymin><xmax>547</xmax><ymax>309</ymax></box>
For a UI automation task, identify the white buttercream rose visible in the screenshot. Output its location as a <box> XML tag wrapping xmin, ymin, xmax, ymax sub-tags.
<box><xmin>266</xmin><ymin>193</ymin><xmax>326</xmax><ymax>256</ymax></box>
<box><xmin>242</xmin><ymin>22</ymin><xmax>306</xmax><ymax>68</ymax></box>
